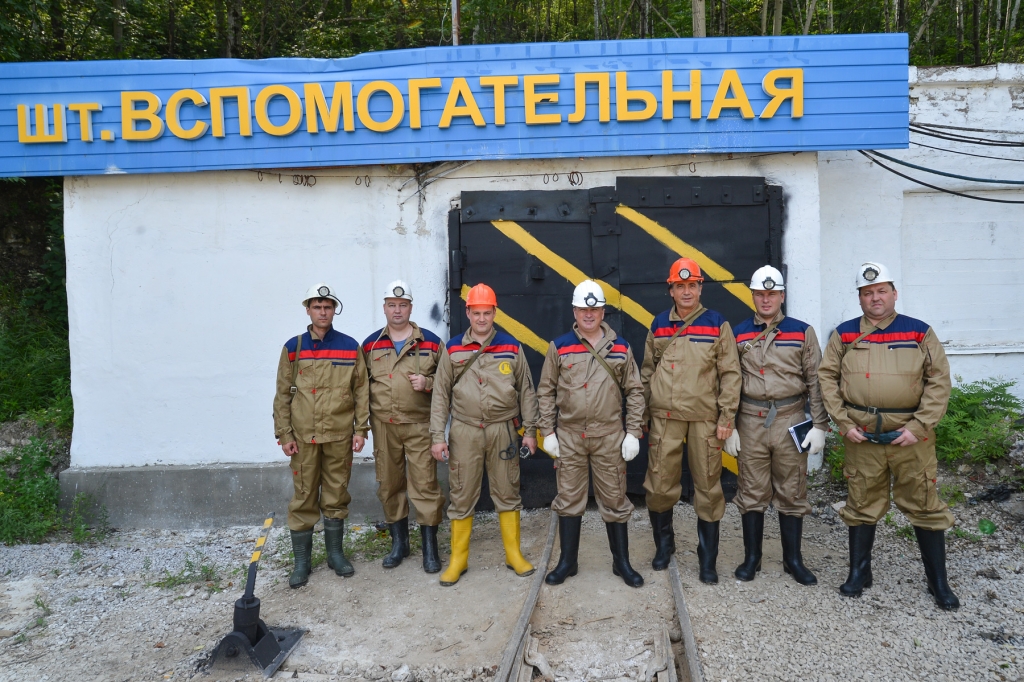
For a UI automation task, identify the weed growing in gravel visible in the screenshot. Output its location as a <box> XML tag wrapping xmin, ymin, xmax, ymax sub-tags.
<box><xmin>149</xmin><ymin>552</ymin><xmax>223</xmax><ymax>592</ymax></box>
<box><xmin>66</xmin><ymin>493</ymin><xmax>110</xmax><ymax>543</ymax></box>
<box><xmin>895</xmin><ymin>525</ymin><xmax>915</xmax><ymax>541</ymax></box>
<box><xmin>69</xmin><ymin>549</ymin><xmax>82</xmax><ymax>564</ymax></box>
<box><xmin>0</xmin><ymin>438</ymin><xmax>60</xmax><ymax>544</ymax></box>
<box><xmin>952</xmin><ymin>527</ymin><xmax>982</xmax><ymax>542</ymax></box>
<box><xmin>884</xmin><ymin>512</ymin><xmax>897</xmax><ymax>527</ymax></box>
<box><xmin>344</xmin><ymin>523</ymin><xmax>424</xmax><ymax>561</ymax></box>
<box><xmin>142</xmin><ymin>556</ymin><xmax>152</xmax><ymax>572</ymax></box>
<box><xmin>937</xmin><ymin>377</ymin><xmax>1023</xmax><ymax>465</ymax></box>
<box><xmin>940</xmin><ymin>483</ymin><xmax>966</xmax><ymax>507</ymax></box>
<box><xmin>33</xmin><ymin>596</ymin><xmax>50</xmax><ymax>616</ymax></box>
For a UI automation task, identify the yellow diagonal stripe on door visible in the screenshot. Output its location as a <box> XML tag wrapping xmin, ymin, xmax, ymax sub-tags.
<box><xmin>490</xmin><ymin>220</ymin><xmax>655</xmax><ymax>328</ymax></box>
<box><xmin>615</xmin><ymin>205</ymin><xmax>756</xmax><ymax>312</ymax></box>
<box><xmin>459</xmin><ymin>284</ymin><xmax>548</xmax><ymax>355</ymax></box>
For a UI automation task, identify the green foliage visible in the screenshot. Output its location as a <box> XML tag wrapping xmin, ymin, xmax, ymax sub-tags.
<box><xmin>0</xmin><ymin>288</ymin><xmax>72</xmax><ymax>426</ymax></box>
<box><xmin>65</xmin><ymin>493</ymin><xmax>110</xmax><ymax>543</ymax></box>
<box><xmin>936</xmin><ymin>378</ymin><xmax>1023</xmax><ymax>465</ymax></box>
<box><xmin>149</xmin><ymin>551</ymin><xmax>223</xmax><ymax>590</ymax></box>
<box><xmin>824</xmin><ymin>421</ymin><xmax>846</xmax><ymax>483</ymax></box>
<box><xmin>939</xmin><ymin>483</ymin><xmax>965</xmax><ymax>507</ymax></box>
<box><xmin>895</xmin><ymin>524</ymin><xmax>915</xmax><ymax>541</ymax></box>
<box><xmin>978</xmin><ymin>518</ymin><xmax>997</xmax><ymax>535</ymax></box>
<box><xmin>0</xmin><ymin>438</ymin><xmax>60</xmax><ymax>544</ymax></box>
<box><xmin>1</xmin><ymin>0</ymin><xmax>1020</xmax><ymax>67</ymax></box>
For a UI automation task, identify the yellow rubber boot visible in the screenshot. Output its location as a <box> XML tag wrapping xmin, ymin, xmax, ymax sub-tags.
<box><xmin>500</xmin><ymin>510</ymin><xmax>535</xmax><ymax>577</ymax></box>
<box><xmin>439</xmin><ymin>517</ymin><xmax>473</xmax><ymax>586</ymax></box>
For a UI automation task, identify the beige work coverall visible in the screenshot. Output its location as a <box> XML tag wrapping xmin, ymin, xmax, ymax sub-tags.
<box><xmin>536</xmin><ymin>322</ymin><xmax>646</xmax><ymax>523</ymax></box>
<box><xmin>732</xmin><ymin>314</ymin><xmax>829</xmax><ymax>517</ymax></box>
<box><xmin>818</xmin><ymin>312</ymin><xmax>954</xmax><ymax>531</ymax></box>
<box><xmin>429</xmin><ymin>328</ymin><xmax>540</xmax><ymax>520</ymax></box>
<box><xmin>273</xmin><ymin>325</ymin><xmax>370</xmax><ymax>531</ymax></box>
<box><xmin>640</xmin><ymin>306</ymin><xmax>742</xmax><ymax>521</ymax></box>
<box><xmin>361</xmin><ymin>323</ymin><xmax>444</xmax><ymax>526</ymax></box>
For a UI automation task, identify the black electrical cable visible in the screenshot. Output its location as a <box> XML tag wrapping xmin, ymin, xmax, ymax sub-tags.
<box><xmin>911</xmin><ymin>122</ymin><xmax>1024</xmax><ymax>136</ymax></box>
<box><xmin>859</xmin><ymin>150</ymin><xmax>1024</xmax><ymax>204</ymax></box>
<box><xmin>868</xmin><ymin>150</ymin><xmax>1024</xmax><ymax>185</ymax></box>
<box><xmin>910</xmin><ymin>125</ymin><xmax>1024</xmax><ymax>148</ymax></box>
<box><xmin>910</xmin><ymin>141</ymin><xmax>1024</xmax><ymax>163</ymax></box>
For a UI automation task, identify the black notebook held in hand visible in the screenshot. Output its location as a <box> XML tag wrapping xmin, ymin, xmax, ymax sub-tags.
<box><xmin>788</xmin><ymin>418</ymin><xmax>814</xmax><ymax>452</ymax></box>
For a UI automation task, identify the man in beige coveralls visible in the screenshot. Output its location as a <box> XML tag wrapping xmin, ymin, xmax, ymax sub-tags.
<box><xmin>273</xmin><ymin>283</ymin><xmax>370</xmax><ymax>587</ymax></box>
<box><xmin>641</xmin><ymin>258</ymin><xmax>742</xmax><ymax>584</ymax></box>
<box><xmin>726</xmin><ymin>265</ymin><xmax>828</xmax><ymax>586</ymax></box>
<box><xmin>429</xmin><ymin>283</ymin><xmax>540</xmax><ymax>586</ymax></box>
<box><xmin>819</xmin><ymin>262</ymin><xmax>958</xmax><ymax>610</ymax></box>
<box><xmin>361</xmin><ymin>280</ymin><xmax>444</xmax><ymax>572</ymax></box>
<box><xmin>537</xmin><ymin>281</ymin><xmax>646</xmax><ymax>588</ymax></box>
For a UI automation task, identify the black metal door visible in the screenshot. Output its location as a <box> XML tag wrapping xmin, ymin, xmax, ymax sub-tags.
<box><xmin>448</xmin><ymin>177</ymin><xmax>783</xmax><ymax>509</ymax></box>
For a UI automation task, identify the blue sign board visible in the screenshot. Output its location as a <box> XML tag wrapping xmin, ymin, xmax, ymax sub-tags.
<box><xmin>0</xmin><ymin>34</ymin><xmax>908</xmax><ymax>177</ymax></box>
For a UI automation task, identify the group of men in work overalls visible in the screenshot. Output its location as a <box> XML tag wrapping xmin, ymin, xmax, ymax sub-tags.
<box><xmin>273</xmin><ymin>257</ymin><xmax>959</xmax><ymax>611</ymax></box>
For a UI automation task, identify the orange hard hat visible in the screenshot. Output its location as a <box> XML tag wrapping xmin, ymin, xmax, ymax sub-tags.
<box><xmin>666</xmin><ymin>257</ymin><xmax>704</xmax><ymax>284</ymax></box>
<box><xmin>465</xmin><ymin>283</ymin><xmax>497</xmax><ymax>307</ymax></box>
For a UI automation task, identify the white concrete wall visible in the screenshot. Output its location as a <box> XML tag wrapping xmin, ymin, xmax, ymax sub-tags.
<box><xmin>819</xmin><ymin>63</ymin><xmax>1024</xmax><ymax>397</ymax></box>
<box><xmin>65</xmin><ymin>152</ymin><xmax>820</xmax><ymax>468</ymax></box>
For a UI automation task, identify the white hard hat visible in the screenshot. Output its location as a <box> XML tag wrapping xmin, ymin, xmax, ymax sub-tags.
<box><xmin>384</xmin><ymin>279</ymin><xmax>413</xmax><ymax>302</ymax></box>
<box><xmin>572</xmin><ymin>280</ymin><xmax>606</xmax><ymax>308</ymax></box>
<box><xmin>749</xmin><ymin>265</ymin><xmax>785</xmax><ymax>291</ymax></box>
<box><xmin>302</xmin><ymin>283</ymin><xmax>343</xmax><ymax>312</ymax></box>
<box><xmin>855</xmin><ymin>262</ymin><xmax>894</xmax><ymax>290</ymax></box>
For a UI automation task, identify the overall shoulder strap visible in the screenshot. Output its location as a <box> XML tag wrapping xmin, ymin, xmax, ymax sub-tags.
<box><xmin>290</xmin><ymin>333</ymin><xmax>304</xmax><ymax>391</ymax></box>
<box><xmin>579</xmin><ymin>336</ymin><xmax>623</xmax><ymax>397</ymax></box>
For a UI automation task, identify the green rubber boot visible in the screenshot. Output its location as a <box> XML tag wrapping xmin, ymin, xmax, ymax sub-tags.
<box><xmin>289</xmin><ymin>529</ymin><xmax>314</xmax><ymax>588</ymax></box>
<box><xmin>324</xmin><ymin>518</ymin><xmax>354</xmax><ymax>577</ymax></box>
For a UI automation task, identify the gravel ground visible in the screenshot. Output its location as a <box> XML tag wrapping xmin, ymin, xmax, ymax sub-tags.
<box><xmin>0</xmin><ymin>466</ymin><xmax>1021</xmax><ymax>682</ymax></box>
<box><xmin>680</xmin><ymin>470</ymin><xmax>1024</xmax><ymax>682</ymax></box>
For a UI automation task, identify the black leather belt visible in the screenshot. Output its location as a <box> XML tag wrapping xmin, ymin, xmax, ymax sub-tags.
<box><xmin>844</xmin><ymin>401</ymin><xmax>918</xmax><ymax>435</ymax></box>
<box><xmin>741</xmin><ymin>394</ymin><xmax>804</xmax><ymax>428</ymax></box>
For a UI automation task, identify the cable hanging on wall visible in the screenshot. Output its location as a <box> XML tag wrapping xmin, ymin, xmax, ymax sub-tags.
<box><xmin>867</xmin><ymin>150</ymin><xmax>1024</xmax><ymax>185</ymax></box>
<box><xmin>859</xmin><ymin>150</ymin><xmax>1024</xmax><ymax>204</ymax></box>
<box><xmin>910</xmin><ymin>141</ymin><xmax>1024</xmax><ymax>163</ymax></box>
<box><xmin>910</xmin><ymin>124</ymin><xmax>1024</xmax><ymax>148</ymax></box>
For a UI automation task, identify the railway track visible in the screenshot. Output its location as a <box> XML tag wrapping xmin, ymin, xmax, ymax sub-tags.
<box><xmin>494</xmin><ymin>511</ymin><xmax>704</xmax><ymax>682</ymax></box>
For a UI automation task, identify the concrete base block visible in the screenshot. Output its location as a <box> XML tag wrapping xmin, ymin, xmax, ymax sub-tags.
<box><xmin>59</xmin><ymin>461</ymin><xmax>449</xmax><ymax>529</ymax></box>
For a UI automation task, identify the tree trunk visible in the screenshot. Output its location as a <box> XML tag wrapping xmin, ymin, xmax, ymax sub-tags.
<box><xmin>226</xmin><ymin>0</ymin><xmax>243</xmax><ymax>57</ymax></box>
<box><xmin>49</xmin><ymin>0</ymin><xmax>65</xmax><ymax>59</ymax></box>
<box><xmin>1007</xmin><ymin>0</ymin><xmax>1022</xmax><ymax>52</ymax></box>
<box><xmin>912</xmin><ymin>0</ymin><xmax>945</xmax><ymax>47</ymax></box>
<box><xmin>113</xmin><ymin>0</ymin><xmax>123</xmax><ymax>56</ymax></box>
<box><xmin>827</xmin><ymin>0</ymin><xmax>833</xmax><ymax>31</ymax></box>
<box><xmin>167</xmin><ymin>0</ymin><xmax>176</xmax><ymax>58</ymax></box>
<box><xmin>956</xmin><ymin>0</ymin><xmax>965</xmax><ymax>63</ymax></box>
<box><xmin>692</xmin><ymin>0</ymin><xmax>706</xmax><ymax>36</ymax></box>
<box><xmin>974</xmin><ymin>0</ymin><xmax>981</xmax><ymax>64</ymax></box>
<box><xmin>897</xmin><ymin>0</ymin><xmax>907</xmax><ymax>31</ymax></box>
<box><xmin>772</xmin><ymin>0</ymin><xmax>783</xmax><ymax>34</ymax></box>
<box><xmin>594</xmin><ymin>0</ymin><xmax>599</xmax><ymax>39</ymax></box>
<box><xmin>214</xmin><ymin>0</ymin><xmax>226</xmax><ymax>57</ymax></box>
<box><xmin>761</xmin><ymin>0</ymin><xmax>769</xmax><ymax>33</ymax></box>
<box><xmin>803</xmin><ymin>0</ymin><xmax>817</xmax><ymax>33</ymax></box>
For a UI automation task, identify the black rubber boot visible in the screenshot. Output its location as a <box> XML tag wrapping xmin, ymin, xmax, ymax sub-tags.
<box><xmin>696</xmin><ymin>519</ymin><xmax>720</xmax><ymax>584</ymax></box>
<box><xmin>289</xmin><ymin>529</ymin><xmax>314</xmax><ymax>588</ymax></box>
<box><xmin>839</xmin><ymin>524</ymin><xmax>875</xmax><ymax>597</ymax></box>
<box><xmin>421</xmin><ymin>525</ymin><xmax>441</xmax><ymax>574</ymax></box>
<box><xmin>914</xmin><ymin>527</ymin><xmax>960</xmax><ymax>611</ymax></box>
<box><xmin>382</xmin><ymin>517</ymin><xmax>410</xmax><ymax>569</ymax></box>
<box><xmin>734</xmin><ymin>512</ymin><xmax>764</xmax><ymax>582</ymax></box>
<box><xmin>649</xmin><ymin>509</ymin><xmax>676</xmax><ymax>571</ymax></box>
<box><xmin>324</xmin><ymin>518</ymin><xmax>354</xmax><ymax>577</ymax></box>
<box><xmin>545</xmin><ymin>516</ymin><xmax>582</xmax><ymax>585</ymax></box>
<box><xmin>606</xmin><ymin>522</ymin><xmax>644</xmax><ymax>588</ymax></box>
<box><xmin>779</xmin><ymin>514</ymin><xmax>818</xmax><ymax>586</ymax></box>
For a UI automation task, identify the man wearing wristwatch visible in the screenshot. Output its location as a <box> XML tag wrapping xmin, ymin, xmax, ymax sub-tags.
<box><xmin>818</xmin><ymin>262</ymin><xmax>957</xmax><ymax>610</ymax></box>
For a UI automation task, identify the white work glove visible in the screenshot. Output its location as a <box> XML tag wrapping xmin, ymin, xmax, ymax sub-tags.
<box><xmin>803</xmin><ymin>427</ymin><xmax>826</xmax><ymax>473</ymax></box>
<box><xmin>621</xmin><ymin>433</ymin><xmax>640</xmax><ymax>462</ymax></box>
<box><xmin>542</xmin><ymin>432</ymin><xmax>561</xmax><ymax>459</ymax></box>
<box><xmin>723</xmin><ymin>430</ymin><xmax>741</xmax><ymax>456</ymax></box>
<box><xmin>801</xmin><ymin>427</ymin><xmax>827</xmax><ymax>457</ymax></box>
